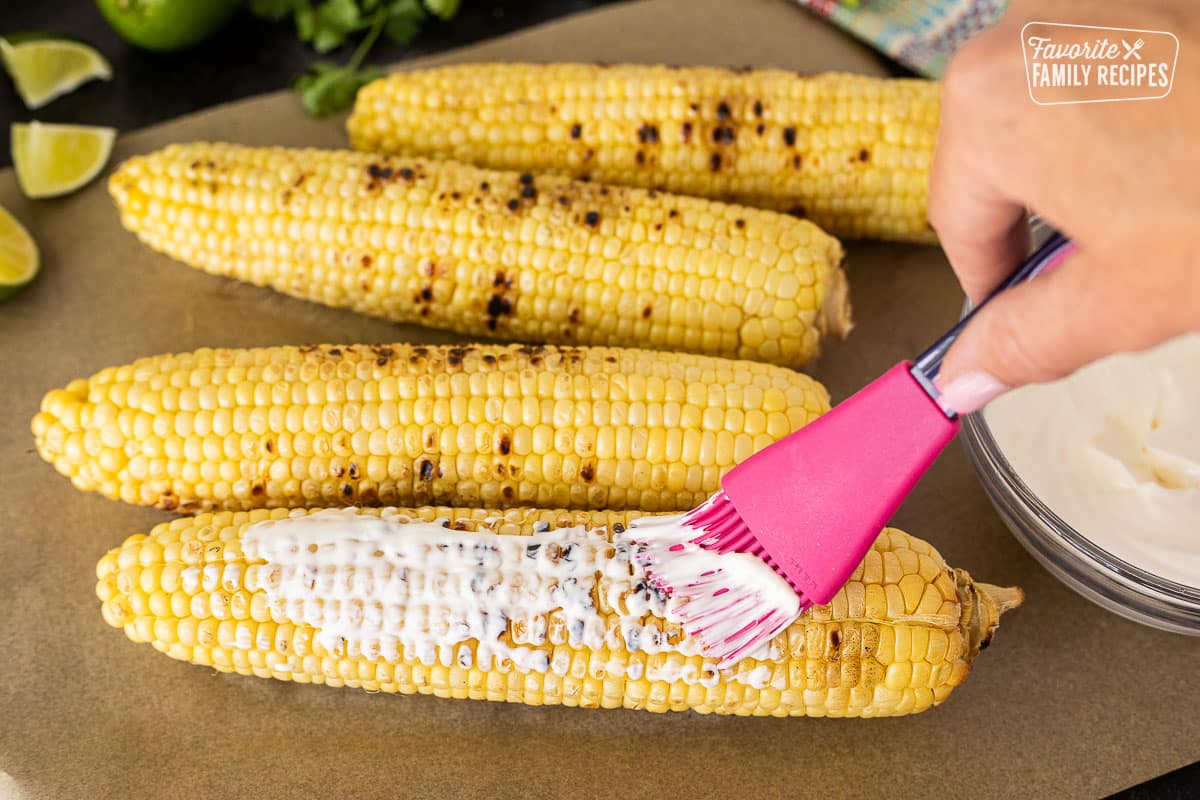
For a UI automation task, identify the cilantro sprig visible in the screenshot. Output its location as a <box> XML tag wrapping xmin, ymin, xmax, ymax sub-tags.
<box><xmin>249</xmin><ymin>0</ymin><xmax>461</xmax><ymax>116</ymax></box>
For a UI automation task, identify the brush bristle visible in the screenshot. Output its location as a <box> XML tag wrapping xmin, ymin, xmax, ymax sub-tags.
<box><xmin>684</xmin><ymin>491</ymin><xmax>802</xmax><ymax>594</ymax></box>
<box><xmin>684</xmin><ymin>490</ymin><xmax>759</xmax><ymax>552</ymax></box>
<box><xmin>625</xmin><ymin>492</ymin><xmax>807</xmax><ymax>667</ymax></box>
<box><xmin>666</xmin><ymin>566</ymin><xmax>809</xmax><ymax>667</ymax></box>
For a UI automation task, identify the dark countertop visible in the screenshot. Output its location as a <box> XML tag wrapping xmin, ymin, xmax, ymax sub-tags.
<box><xmin>0</xmin><ymin>0</ymin><xmax>617</xmax><ymax>165</ymax></box>
<box><xmin>0</xmin><ymin>2</ymin><xmax>1194</xmax><ymax>797</ymax></box>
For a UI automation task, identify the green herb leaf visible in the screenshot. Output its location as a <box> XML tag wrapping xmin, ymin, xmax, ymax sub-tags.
<box><xmin>294</xmin><ymin>4</ymin><xmax>316</xmax><ymax>40</ymax></box>
<box><xmin>386</xmin><ymin>0</ymin><xmax>426</xmax><ymax>16</ymax></box>
<box><xmin>294</xmin><ymin>62</ymin><xmax>386</xmax><ymax>116</ymax></box>
<box><xmin>264</xmin><ymin>0</ymin><xmax>457</xmax><ymax>117</ymax></box>
<box><xmin>381</xmin><ymin>0</ymin><xmax>425</xmax><ymax>45</ymax></box>
<box><xmin>383</xmin><ymin>14</ymin><xmax>422</xmax><ymax>45</ymax></box>
<box><xmin>293</xmin><ymin>60</ymin><xmax>338</xmax><ymax>92</ymax></box>
<box><xmin>318</xmin><ymin>0</ymin><xmax>365</xmax><ymax>32</ymax></box>
<box><xmin>311</xmin><ymin>26</ymin><xmax>345</xmax><ymax>52</ymax></box>
<box><xmin>423</xmin><ymin>0</ymin><xmax>460</xmax><ymax>21</ymax></box>
<box><xmin>304</xmin><ymin>0</ymin><xmax>370</xmax><ymax>51</ymax></box>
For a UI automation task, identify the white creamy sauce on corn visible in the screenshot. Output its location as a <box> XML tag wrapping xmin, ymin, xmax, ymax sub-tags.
<box><xmin>242</xmin><ymin>509</ymin><xmax>793</xmax><ymax>688</ymax></box>
<box><xmin>987</xmin><ymin>334</ymin><xmax>1200</xmax><ymax>587</ymax></box>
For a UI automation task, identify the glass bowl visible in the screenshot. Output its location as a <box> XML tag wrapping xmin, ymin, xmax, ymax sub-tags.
<box><xmin>961</xmin><ymin>398</ymin><xmax>1200</xmax><ymax>634</ymax></box>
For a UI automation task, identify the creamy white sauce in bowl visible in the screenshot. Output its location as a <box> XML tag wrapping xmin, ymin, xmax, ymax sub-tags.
<box><xmin>985</xmin><ymin>334</ymin><xmax>1200</xmax><ymax>589</ymax></box>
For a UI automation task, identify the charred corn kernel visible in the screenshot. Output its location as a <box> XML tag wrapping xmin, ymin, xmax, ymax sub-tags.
<box><xmin>32</xmin><ymin>343</ymin><xmax>829</xmax><ymax>513</ymax></box>
<box><xmin>108</xmin><ymin>143</ymin><xmax>851</xmax><ymax>369</ymax></box>
<box><xmin>348</xmin><ymin>65</ymin><xmax>938</xmax><ymax>243</ymax></box>
<box><xmin>98</xmin><ymin>506</ymin><xmax>1021</xmax><ymax>717</ymax></box>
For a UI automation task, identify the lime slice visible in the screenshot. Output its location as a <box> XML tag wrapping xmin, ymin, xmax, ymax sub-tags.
<box><xmin>0</xmin><ymin>37</ymin><xmax>112</xmax><ymax>109</ymax></box>
<box><xmin>11</xmin><ymin>122</ymin><xmax>117</xmax><ymax>199</ymax></box>
<box><xmin>0</xmin><ymin>205</ymin><xmax>39</xmax><ymax>301</ymax></box>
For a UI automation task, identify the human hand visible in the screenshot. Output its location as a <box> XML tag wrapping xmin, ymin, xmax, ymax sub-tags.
<box><xmin>930</xmin><ymin>0</ymin><xmax>1200</xmax><ymax>413</ymax></box>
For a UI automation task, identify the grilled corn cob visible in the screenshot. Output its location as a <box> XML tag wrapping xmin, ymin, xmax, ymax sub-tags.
<box><xmin>33</xmin><ymin>343</ymin><xmax>829</xmax><ymax>512</ymax></box>
<box><xmin>348</xmin><ymin>65</ymin><xmax>939</xmax><ymax>243</ymax></box>
<box><xmin>109</xmin><ymin>142</ymin><xmax>850</xmax><ymax>368</ymax></box>
<box><xmin>97</xmin><ymin>506</ymin><xmax>1021</xmax><ymax>716</ymax></box>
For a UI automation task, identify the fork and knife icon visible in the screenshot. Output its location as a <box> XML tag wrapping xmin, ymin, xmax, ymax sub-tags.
<box><xmin>1121</xmin><ymin>38</ymin><xmax>1145</xmax><ymax>60</ymax></box>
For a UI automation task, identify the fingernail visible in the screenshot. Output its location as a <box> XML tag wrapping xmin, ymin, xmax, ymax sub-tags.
<box><xmin>937</xmin><ymin>370</ymin><xmax>1010</xmax><ymax>415</ymax></box>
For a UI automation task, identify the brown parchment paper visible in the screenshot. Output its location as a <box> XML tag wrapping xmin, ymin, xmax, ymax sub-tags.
<box><xmin>1</xmin><ymin>1</ymin><xmax>1197</xmax><ymax>798</ymax></box>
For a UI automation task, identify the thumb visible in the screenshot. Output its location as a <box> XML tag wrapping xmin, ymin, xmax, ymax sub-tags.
<box><xmin>936</xmin><ymin>247</ymin><xmax>1169</xmax><ymax>414</ymax></box>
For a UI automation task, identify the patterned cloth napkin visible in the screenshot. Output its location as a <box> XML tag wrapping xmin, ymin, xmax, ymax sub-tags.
<box><xmin>795</xmin><ymin>0</ymin><xmax>1007</xmax><ymax>78</ymax></box>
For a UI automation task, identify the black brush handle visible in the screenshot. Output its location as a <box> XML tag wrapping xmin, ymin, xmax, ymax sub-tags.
<box><xmin>909</xmin><ymin>230</ymin><xmax>1075</xmax><ymax>408</ymax></box>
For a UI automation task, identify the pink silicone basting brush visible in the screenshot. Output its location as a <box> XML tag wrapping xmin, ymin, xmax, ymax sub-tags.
<box><xmin>631</xmin><ymin>231</ymin><xmax>1075</xmax><ymax>665</ymax></box>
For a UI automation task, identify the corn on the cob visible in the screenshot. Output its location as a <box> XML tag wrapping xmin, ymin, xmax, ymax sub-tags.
<box><xmin>108</xmin><ymin>143</ymin><xmax>851</xmax><ymax>369</ymax></box>
<box><xmin>97</xmin><ymin>505</ymin><xmax>1021</xmax><ymax>717</ymax></box>
<box><xmin>33</xmin><ymin>343</ymin><xmax>829</xmax><ymax>513</ymax></box>
<box><xmin>347</xmin><ymin>65</ymin><xmax>939</xmax><ymax>243</ymax></box>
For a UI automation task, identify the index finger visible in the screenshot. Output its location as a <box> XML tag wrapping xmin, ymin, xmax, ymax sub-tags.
<box><xmin>928</xmin><ymin>30</ymin><xmax>1032</xmax><ymax>303</ymax></box>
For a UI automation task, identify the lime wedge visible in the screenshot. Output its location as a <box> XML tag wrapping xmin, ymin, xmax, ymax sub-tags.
<box><xmin>11</xmin><ymin>122</ymin><xmax>117</xmax><ymax>199</ymax></box>
<box><xmin>0</xmin><ymin>205</ymin><xmax>39</xmax><ymax>301</ymax></box>
<box><xmin>0</xmin><ymin>37</ymin><xmax>112</xmax><ymax>109</ymax></box>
